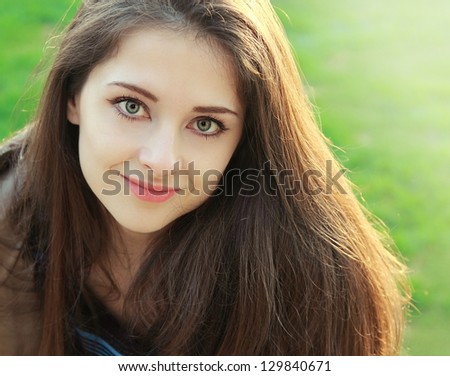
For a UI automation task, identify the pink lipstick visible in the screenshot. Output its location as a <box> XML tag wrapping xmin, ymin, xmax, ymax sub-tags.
<box><xmin>123</xmin><ymin>175</ymin><xmax>178</xmax><ymax>203</ymax></box>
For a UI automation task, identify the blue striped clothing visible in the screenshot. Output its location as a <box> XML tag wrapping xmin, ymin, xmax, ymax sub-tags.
<box><xmin>76</xmin><ymin>329</ymin><xmax>123</xmax><ymax>356</ymax></box>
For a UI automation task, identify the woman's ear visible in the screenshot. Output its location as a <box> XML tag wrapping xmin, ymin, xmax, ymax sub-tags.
<box><xmin>67</xmin><ymin>95</ymin><xmax>80</xmax><ymax>125</ymax></box>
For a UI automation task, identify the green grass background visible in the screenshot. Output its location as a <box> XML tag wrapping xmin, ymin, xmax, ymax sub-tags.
<box><xmin>1</xmin><ymin>0</ymin><xmax>449</xmax><ymax>355</ymax></box>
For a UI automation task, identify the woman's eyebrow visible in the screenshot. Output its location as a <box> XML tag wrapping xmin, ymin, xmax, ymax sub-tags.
<box><xmin>107</xmin><ymin>81</ymin><xmax>159</xmax><ymax>102</ymax></box>
<box><xmin>193</xmin><ymin>106</ymin><xmax>239</xmax><ymax>117</ymax></box>
<box><xmin>108</xmin><ymin>81</ymin><xmax>239</xmax><ymax>116</ymax></box>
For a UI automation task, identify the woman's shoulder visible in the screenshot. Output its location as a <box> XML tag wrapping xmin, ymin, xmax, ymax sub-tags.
<box><xmin>0</xmin><ymin>129</ymin><xmax>27</xmax><ymax>175</ymax></box>
<box><xmin>0</xmin><ymin>130</ymin><xmax>24</xmax><ymax>249</ymax></box>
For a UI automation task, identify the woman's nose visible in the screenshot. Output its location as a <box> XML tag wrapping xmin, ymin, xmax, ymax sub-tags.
<box><xmin>137</xmin><ymin>126</ymin><xmax>182</xmax><ymax>181</ymax></box>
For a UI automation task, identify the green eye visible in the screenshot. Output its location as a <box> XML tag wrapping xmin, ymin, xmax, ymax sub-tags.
<box><xmin>110</xmin><ymin>96</ymin><xmax>150</xmax><ymax>122</ymax></box>
<box><xmin>125</xmin><ymin>100</ymin><xmax>140</xmax><ymax>114</ymax></box>
<box><xmin>191</xmin><ymin>117</ymin><xmax>226</xmax><ymax>138</ymax></box>
<box><xmin>198</xmin><ymin>119</ymin><xmax>213</xmax><ymax>132</ymax></box>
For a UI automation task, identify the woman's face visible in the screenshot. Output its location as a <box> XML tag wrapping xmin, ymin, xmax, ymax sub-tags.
<box><xmin>67</xmin><ymin>28</ymin><xmax>244</xmax><ymax>237</ymax></box>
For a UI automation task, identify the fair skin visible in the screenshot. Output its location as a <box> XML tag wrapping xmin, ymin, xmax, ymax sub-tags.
<box><xmin>67</xmin><ymin>28</ymin><xmax>244</xmax><ymax>316</ymax></box>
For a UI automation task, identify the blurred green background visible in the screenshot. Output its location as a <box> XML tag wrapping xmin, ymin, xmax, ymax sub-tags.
<box><xmin>1</xmin><ymin>0</ymin><xmax>449</xmax><ymax>355</ymax></box>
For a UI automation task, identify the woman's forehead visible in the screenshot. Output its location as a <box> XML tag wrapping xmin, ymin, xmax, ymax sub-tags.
<box><xmin>83</xmin><ymin>28</ymin><xmax>244</xmax><ymax>115</ymax></box>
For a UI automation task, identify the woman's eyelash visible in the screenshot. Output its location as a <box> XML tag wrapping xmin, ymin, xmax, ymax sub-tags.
<box><xmin>110</xmin><ymin>95</ymin><xmax>143</xmax><ymax>106</ymax></box>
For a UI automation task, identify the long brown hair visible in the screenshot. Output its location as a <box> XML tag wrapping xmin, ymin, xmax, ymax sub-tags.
<box><xmin>9</xmin><ymin>0</ymin><xmax>409</xmax><ymax>355</ymax></box>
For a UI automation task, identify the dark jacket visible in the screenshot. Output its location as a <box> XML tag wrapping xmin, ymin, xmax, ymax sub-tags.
<box><xmin>0</xmin><ymin>133</ymin><xmax>42</xmax><ymax>355</ymax></box>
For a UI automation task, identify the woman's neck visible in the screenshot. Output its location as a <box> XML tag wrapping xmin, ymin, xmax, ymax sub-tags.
<box><xmin>87</xmin><ymin>225</ymin><xmax>155</xmax><ymax>321</ymax></box>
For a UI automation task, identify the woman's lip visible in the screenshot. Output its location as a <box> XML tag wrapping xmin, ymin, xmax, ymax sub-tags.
<box><xmin>122</xmin><ymin>175</ymin><xmax>180</xmax><ymax>203</ymax></box>
<box><xmin>122</xmin><ymin>175</ymin><xmax>179</xmax><ymax>193</ymax></box>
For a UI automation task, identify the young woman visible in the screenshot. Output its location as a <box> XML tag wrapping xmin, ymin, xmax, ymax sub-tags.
<box><xmin>0</xmin><ymin>0</ymin><xmax>409</xmax><ymax>355</ymax></box>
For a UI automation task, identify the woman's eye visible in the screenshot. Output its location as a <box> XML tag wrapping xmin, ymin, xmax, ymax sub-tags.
<box><xmin>117</xmin><ymin>99</ymin><xmax>146</xmax><ymax>117</ymax></box>
<box><xmin>193</xmin><ymin>118</ymin><xmax>221</xmax><ymax>134</ymax></box>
